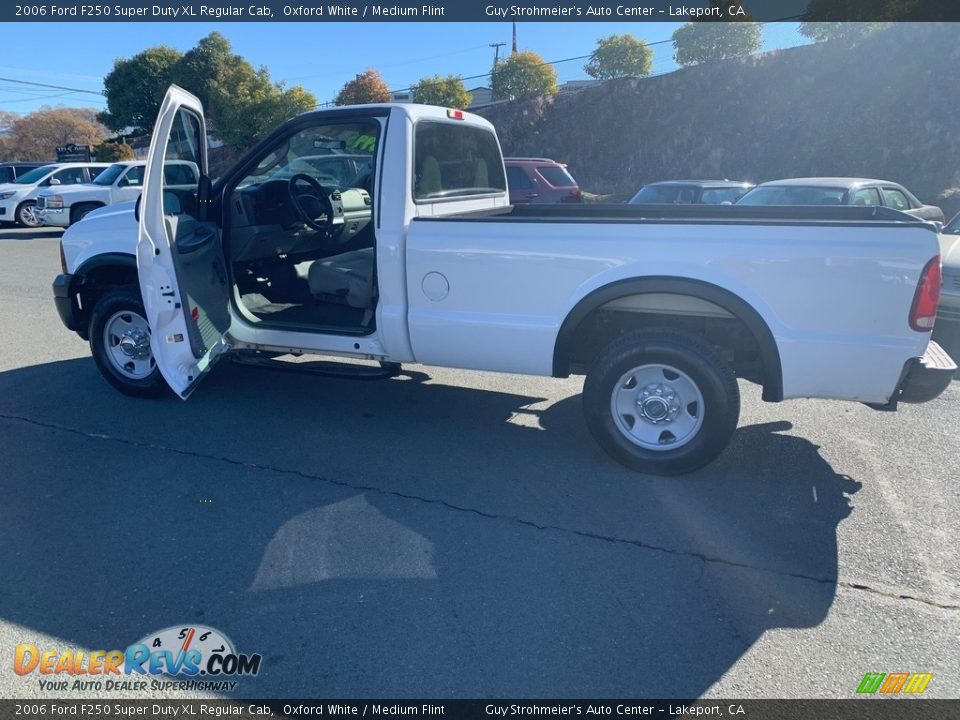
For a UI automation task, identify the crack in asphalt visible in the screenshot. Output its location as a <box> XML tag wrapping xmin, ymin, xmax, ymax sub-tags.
<box><xmin>4</xmin><ymin>411</ymin><xmax>960</xmax><ymax>613</ymax></box>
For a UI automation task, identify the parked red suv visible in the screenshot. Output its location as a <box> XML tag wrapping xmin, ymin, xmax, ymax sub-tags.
<box><xmin>504</xmin><ymin>157</ymin><xmax>582</xmax><ymax>204</ymax></box>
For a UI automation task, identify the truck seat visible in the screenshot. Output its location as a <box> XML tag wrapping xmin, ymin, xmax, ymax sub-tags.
<box><xmin>307</xmin><ymin>247</ymin><xmax>374</xmax><ymax>309</ymax></box>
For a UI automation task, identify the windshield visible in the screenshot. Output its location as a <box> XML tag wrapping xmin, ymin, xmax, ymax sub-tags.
<box><xmin>93</xmin><ymin>164</ymin><xmax>128</xmax><ymax>186</ymax></box>
<box><xmin>13</xmin><ymin>165</ymin><xmax>55</xmax><ymax>184</ymax></box>
<box><xmin>737</xmin><ymin>186</ymin><xmax>846</xmax><ymax>205</ymax></box>
<box><xmin>239</xmin><ymin>124</ymin><xmax>379</xmax><ymax>189</ymax></box>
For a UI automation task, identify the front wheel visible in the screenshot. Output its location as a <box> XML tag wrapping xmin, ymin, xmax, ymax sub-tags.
<box><xmin>583</xmin><ymin>329</ymin><xmax>740</xmax><ymax>475</ymax></box>
<box><xmin>16</xmin><ymin>201</ymin><xmax>41</xmax><ymax>228</ymax></box>
<box><xmin>88</xmin><ymin>287</ymin><xmax>168</xmax><ymax>398</ymax></box>
<box><xmin>70</xmin><ymin>203</ymin><xmax>101</xmax><ymax>225</ymax></box>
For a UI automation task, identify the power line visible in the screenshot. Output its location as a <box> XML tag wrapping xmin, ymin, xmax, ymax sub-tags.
<box><xmin>0</xmin><ymin>92</ymin><xmax>83</xmax><ymax>104</ymax></box>
<box><xmin>0</xmin><ymin>76</ymin><xmax>104</xmax><ymax>96</ymax></box>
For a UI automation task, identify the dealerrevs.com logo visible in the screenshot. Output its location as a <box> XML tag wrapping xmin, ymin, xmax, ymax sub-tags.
<box><xmin>14</xmin><ymin>625</ymin><xmax>262</xmax><ymax>693</ymax></box>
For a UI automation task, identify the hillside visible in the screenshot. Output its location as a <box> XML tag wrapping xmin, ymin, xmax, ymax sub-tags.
<box><xmin>476</xmin><ymin>23</ymin><xmax>960</xmax><ymax>214</ymax></box>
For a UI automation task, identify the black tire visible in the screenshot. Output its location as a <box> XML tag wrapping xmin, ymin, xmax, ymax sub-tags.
<box><xmin>88</xmin><ymin>287</ymin><xmax>169</xmax><ymax>398</ymax></box>
<box><xmin>15</xmin><ymin>200</ymin><xmax>40</xmax><ymax>228</ymax></box>
<box><xmin>70</xmin><ymin>203</ymin><xmax>102</xmax><ymax>225</ymax></box>
<box><xmin>583</xmin><ymin>329</ymin><xmax>740</xmax><ymax>475</ymax></box>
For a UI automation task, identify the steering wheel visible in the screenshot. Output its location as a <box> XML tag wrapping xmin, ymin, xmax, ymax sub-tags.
<box><xmin>288</xmin><ymin>173</ymin><xmax>338</xmax><ymax>234</ymax></box>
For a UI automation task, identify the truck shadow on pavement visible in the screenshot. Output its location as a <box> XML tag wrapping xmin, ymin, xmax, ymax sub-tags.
<box><xmin>0</xmin><ymin>358</ymin><xmax>860</xmax><ymax>698</ymax></box>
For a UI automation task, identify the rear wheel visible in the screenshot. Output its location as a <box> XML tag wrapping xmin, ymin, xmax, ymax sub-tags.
<box><xmin>16</xmin><ymin>200</ymin><xmax>41</xmax><ymax>227</ymax></box>
<box><xmin>88</xmin><ymin>287</ymin><xmax>168</xmax><ymax>398</ymax></box>
<box><xmin>583</xmin><ymin>329</ymin><xmax>740</xmax><ymax>475</ymax></box>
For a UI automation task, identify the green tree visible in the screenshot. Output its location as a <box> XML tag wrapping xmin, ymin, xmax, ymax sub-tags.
<box><xmin>411</xmin><ymin>75</ymin><xmax>472</xmax><ymax>108</ymax></box>
<box><xmin>671</xmin><ymin>20</ymin><xmax>763</xmax><ymax>66</ymax></box>
<box><xmin>584</xmin><ymin>34</ymin><xmax>653</xmax><ymax>80</ymax></box>
<box><xmin>100</xmin><ymin>46</ymin><xmax>182</xmax><ymax>132</ymax></box>
<box><xmin>173</xmin><ymin>31</ymin><xmax>233</xmax><ymax>108</ymax></box>
<box><xmin>491</xmin><ymin>51</ymin><xmax>558</xmax><ymax>101</ymax></box>
<box><xmin>209</xmin><ymin>63</ymin><xmax>316</xmax><ymax>148</ymax></box>
<box><xmin>94</xmin><ymin>141</ymin><xmax>135</xmax><ymax>162</ymax></box>
<box><xmin>335</xmin><ymin>69</ymin><xmax>391</xmax><ymax>106</ymax></box>
<box><xmin>102</xmin><ymin>34</ymin><xmax>316</xmax><ymax>149</ymax></box>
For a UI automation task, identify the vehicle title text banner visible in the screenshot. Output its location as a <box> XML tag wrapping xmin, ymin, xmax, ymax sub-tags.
<box><xmin>4</xmin><ymin>0</ymin><xmax>960</xmax><ymax>22</ymax></box>
<box><xmin>0</xmin><ymin>700</ymin><xmax>958</xmax><ymax>719</ymax></box>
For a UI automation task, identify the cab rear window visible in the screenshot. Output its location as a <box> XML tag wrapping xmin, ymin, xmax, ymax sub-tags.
<box><xmin>413</xmin><ymin>121</ymin><xmax>506</xmax><ymax>201</ymax></box>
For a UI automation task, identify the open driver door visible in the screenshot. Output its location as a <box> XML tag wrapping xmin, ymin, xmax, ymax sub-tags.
<box><xmin>137</xmin><ymin>85</ymin><xmax>230</xmax><ymax>398</ymax></box>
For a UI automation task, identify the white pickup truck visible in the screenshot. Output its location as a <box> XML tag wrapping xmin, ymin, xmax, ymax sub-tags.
<box><xmin>52</xmin><ymin>86</ymin><xmax>955</xmax><ymax>475</ymax></box>
<box><xmin>36</xmin><ymin>159</ymin><xmax>200</xmax><ymax>228</ymax></box>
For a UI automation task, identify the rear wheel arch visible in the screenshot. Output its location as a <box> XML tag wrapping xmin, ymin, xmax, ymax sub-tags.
<box><xmin>554</xmin><ymin>277</ymin><xmax>783</xmax><ymax>402</ymax></box>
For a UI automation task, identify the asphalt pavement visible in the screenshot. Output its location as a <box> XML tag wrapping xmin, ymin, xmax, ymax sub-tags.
<box><xmin>1</xmin><ymin>226</ymin><xmax>958</xmax><ymax>700</ymax></box>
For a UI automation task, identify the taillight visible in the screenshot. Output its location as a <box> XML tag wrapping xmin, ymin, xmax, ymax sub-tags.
<box><xmin>909</xmin><ymin>255</ymin><xmax>941</xmax><ymax>331</ymax></box>
<box><xmin>59</xmin><ymin>240</ymin><xmax>67</xmax><ymax>274</ymax></box>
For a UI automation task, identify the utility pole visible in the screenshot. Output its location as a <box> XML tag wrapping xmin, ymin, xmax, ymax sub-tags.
<box><xmin>489</xmin><ymin>41</ymin><xmax>506</xmax><ymax>66</ymax></box>
<box><xmin>511</xmin><ymin>21</ymin><xmax>518</xmax><ymax>53</ymax></box>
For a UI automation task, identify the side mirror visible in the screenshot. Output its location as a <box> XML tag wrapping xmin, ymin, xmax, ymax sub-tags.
<box><xmin>134</xmin><ymin>194</ymin><xmax>141</xmax><ymax>222</ymax></box>
<box><xmin>49</xmin><ymin>178</ymin><xmax>61</xmax><ymax>186</ymax></box>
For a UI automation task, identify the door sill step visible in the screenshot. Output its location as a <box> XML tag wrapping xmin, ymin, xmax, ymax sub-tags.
<box><xmin>231</xmin><ymin>352</ymin><xmax>401</xmax><ymax>380</ymax></box>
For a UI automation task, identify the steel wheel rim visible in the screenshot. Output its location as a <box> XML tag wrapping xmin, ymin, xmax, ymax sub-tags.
<box><xmin>19</xmin><ymin>204</ymin><xmax>40</xmax><ymax>226</ymax></box>
<box><xmin>103</xmin><ymin>310</ymin><xmax>155</xmax><ymax>380</ymax></box>
<box><xmin>610</xmin><ymin>363</ymin><xmax>705</xmax><ymax>451</ymax></box>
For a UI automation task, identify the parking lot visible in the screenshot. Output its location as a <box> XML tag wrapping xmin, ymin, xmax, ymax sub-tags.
<box><xmin>1</xmin><ymin>225</ymin><xmax>958</xmax><ymax>699</ymax></box>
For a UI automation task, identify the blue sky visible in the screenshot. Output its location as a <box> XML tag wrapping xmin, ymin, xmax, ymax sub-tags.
<box><xmin>0</xmin><ymin>21</ymin><xmax>806</xmax><ymax>114</ymax></box>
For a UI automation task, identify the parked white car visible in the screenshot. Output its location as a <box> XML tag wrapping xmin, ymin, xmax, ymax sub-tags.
<box><xmin>36</xmin><ymin>160</ymin><xmax>200</xmax><ymax>228</ymax></box>
<box><xmin>0</xmin><ymin>162</ymin><xmax>110</xmax><ymax>227</ymax></box>
<box><xmin>52</xmin><ymin>87</ymin><xmax>956</xmax><ymax>475</ymax></box>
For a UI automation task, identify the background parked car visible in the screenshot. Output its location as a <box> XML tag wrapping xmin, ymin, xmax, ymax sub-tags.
<box><xmin>0</xmin><ymin>162</ymin><xmax>109</xmax><ymax>227</ymax></box>
<box><xmin>0</xmin><ymin>162</ymin><xmax>47</xmax><ymax>185</ymax></box>
<box><xmin>934</xmin><ymin>212</ymin><xmax>960</xmax><ymax>361</ymax></box>
<box><xmin>736</xmin><ymin>177</ymin><xmax>945</xmax><ymax>224</ymax></box>
<box><xmin>628</xmin><ymin>180</ymin><xmax>754</xmax><ymax>205</ymax></box>
<box><xmin>504</xmin><ymin>157</ymin><xmax>582</xmax><ymax>204</ymax></box>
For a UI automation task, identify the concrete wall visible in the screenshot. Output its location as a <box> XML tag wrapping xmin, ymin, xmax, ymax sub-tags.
<box><xmin>476</xmin><ymin>23</ymin><xmax>960</xmax><ymax>215</ymax></box>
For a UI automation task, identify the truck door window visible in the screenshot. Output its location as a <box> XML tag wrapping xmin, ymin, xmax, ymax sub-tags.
<box><xmin>52</xmin><ymin>167</ymin><xmax>87</xmax><ymax>185</ymax></box>
<box><xmin>162</xmin><ymin>110</ymin><xmax>203</xmax><ymax>216</ymax></box>
<box><xmin>413</xmin><ymin>121</ymin><xmax>506</xmax><ymax>201</ymax></box>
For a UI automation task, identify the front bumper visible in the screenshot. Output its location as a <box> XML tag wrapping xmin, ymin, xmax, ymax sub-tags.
<box><xmin>0</xmin><ymin>199</ymin><xmax>16</xmax><ymax>221</ymax></box>
<box><xmin>896</xmin><ymin>341</ymin><xmax>956</xmax><ymax>404</ymax></box>
<box><xmin>52</xmin><ymin>273</ymin><xmax>78</xmax><ymax>332</ymax></box>
<box><xmin>36</xmin><ymin>207</ymin><xmax>69</xmax><ymax>228</ymax></box>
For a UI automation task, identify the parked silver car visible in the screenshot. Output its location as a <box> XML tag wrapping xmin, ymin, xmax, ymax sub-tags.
<box><xmin>737</xmin><ymin>177</ymin><xmax>945</xmax><ymax>225</ymax></box>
